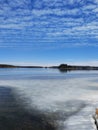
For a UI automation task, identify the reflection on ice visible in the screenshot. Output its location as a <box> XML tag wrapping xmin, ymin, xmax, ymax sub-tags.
<box><xmin>0</xmin><ymin>86</ymin><xmax>58</xmax><ymax>130</ymax></box>
<box><xmin>0</xmin><ymin>79</ymin><xmax>88</xmax><ymax>111</ymax></box>
<box><xmin>0</xmin><ymin>70</ymin><xmax>98</xmax><ymax>129</ymax></box>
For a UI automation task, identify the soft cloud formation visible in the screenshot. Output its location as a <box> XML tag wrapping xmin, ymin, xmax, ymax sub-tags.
<box><xmin>68</xmin><ymin>60</ymin><xmax>98</xmax><ymax>66</ymax></box>
<box><xmin>0</xmin><ymin>0</ymin><xmax>98</xmax><ymax>49</ymax></box>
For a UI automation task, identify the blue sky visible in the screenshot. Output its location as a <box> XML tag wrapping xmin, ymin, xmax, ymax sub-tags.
<box><xmin>0</xmin><ymin>0</ymin><xmax>98</xmax><ymax>66</ymax></box>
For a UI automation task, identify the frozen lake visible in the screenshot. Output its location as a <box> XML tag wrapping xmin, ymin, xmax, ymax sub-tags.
<box><xmin>0</xmin><ymin>68</ymin><xmax>98</xmax><ymax>130</ymax></box>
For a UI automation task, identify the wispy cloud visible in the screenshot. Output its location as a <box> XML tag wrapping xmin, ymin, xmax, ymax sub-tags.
<box><xmin>68</xmin><ymin>60</ymin><xmax>98</xmax><ymax>66</ymax></box>
<box><xmin>0</xmin><ymin>0</ymin><xmax>98</xmax><ymax>49</ymax></box>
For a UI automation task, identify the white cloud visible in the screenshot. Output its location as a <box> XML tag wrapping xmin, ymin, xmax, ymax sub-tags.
<box><xmin>1</xmin><ymin>59</ymin><xmax>98</xmax><ymax>66</ymax></box>
<box><xmin>83</xmin><ymin>4</ymin><xmax>96</xmax><ymax>10</ymax></box>
<box><xmin>32</xmin><ymin>8</ymin><xmax>80</xmax><ymax>16</ymax></box>
<box><xmin>0</xmin><ymin>24</ymin><xmax>24</xmax><ymax>29</ymax></box>
<box><xmin>0</xmin><ymin>0</ymin><xmax>98</xmax><ymax>50</ymax></box>
<box><xmin>94</xmin><ymin>0</ymin><xmax>98</xmax><ymax>4</ymax></box>
<box><xmin>93</xmin><ymin>8</ymin><xmax>98</xmax><ymax>12</ymax></box>
<box><xmin>69</xmin><ymin>60</ymin><xmax>98</xmax><ymax>66</ymax></box>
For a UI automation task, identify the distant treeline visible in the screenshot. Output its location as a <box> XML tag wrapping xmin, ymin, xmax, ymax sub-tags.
<box><xmin>0</xmin><ymin>64</ymin><xmax>43</xmax><ymax>68</ymax></box>
<box><xmin>57</xmin><ymin>64</ymin><xmax>98</xmax><ymax>70</ymax></box>
<box><xmin>0</xmin><ymin>64</ymin><xmax>98</xmax><ymax>70</ymax></box>
<box><xmin>0</xmin><ymin>64</ymin><xmax>16</xmax><ymax>68</ymax></box>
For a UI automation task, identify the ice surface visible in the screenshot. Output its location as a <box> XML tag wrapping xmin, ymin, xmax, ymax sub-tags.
<box><xmin>0</xmin><ymin>69</ymin><xmax>98</xmax><ymax>129</ymax></box>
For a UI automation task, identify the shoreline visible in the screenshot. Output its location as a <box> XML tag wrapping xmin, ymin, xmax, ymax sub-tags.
<box><xmin>0</xmin><ymin>64</ymin><xmax>98</xmax><ymax>71</ymax></box>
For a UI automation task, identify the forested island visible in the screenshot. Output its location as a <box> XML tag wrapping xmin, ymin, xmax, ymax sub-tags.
<box><xmin>0</xmin><ymin>64</ymin><xmax>98</xmax><ymax>71</ymax></box>
<box><xmin>57</xmin><ymin>64</ymin><xmax>98</xmax><ymax>70</ymax></box>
